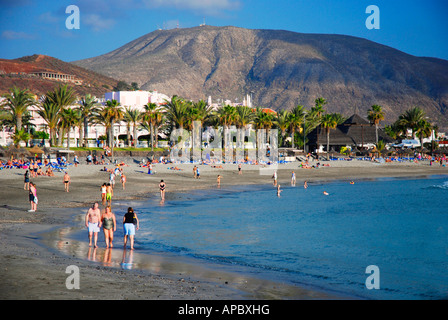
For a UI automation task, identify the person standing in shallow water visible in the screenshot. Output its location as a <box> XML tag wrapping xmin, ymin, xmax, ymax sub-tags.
<box><xmin>85</xmin><ymin>202</ymin><xmax>102</xmax><ymax>248</ymax></box>
<box><xmin>123</xmin><ymin>207</ymin><xmax>139</xmax><ymax>250</ymax></box>
<box><xmin>159</xmin><ymin>180</ymin><xmax>166</xmax><ymax>200</ymax></box>
<box><xmin>101</xmin><ymin>206</ymin><xmax>116</xmax><ymax>248</ymax></box>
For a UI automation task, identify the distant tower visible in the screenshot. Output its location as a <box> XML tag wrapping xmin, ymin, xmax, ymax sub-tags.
<box><xmin>200</xmin><ymin>17</ymin><xmax>206</xmax><ymax>27</ymax></box>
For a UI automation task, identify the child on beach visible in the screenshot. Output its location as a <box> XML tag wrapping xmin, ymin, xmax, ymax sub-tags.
<box><xmin>101</xmin><ymin>183</ymin><xmax>107</xmax><ymax>205</ymax></box>
<box><xmin>106</xmin><ymin>183</ymin><xmax>113</xmax><ymax>206</ymax></box>
<box><xmin>28</xmin><ymin>182</ymin><xmax>37</xmax><ymax>212</ymax></box>
<box><xmin>217</xmin><ymin>175</ymin><xmax>221</xmax><ymax>187</ymax></box>
<box><xmin>24</xmin><ymin>170</ymin><xmax>30</xmax><ymax>190</ymax></box>
<box><xmin>121</xmin><ymin>173</ymin><xmax>126</xmax><ymax>190</ymax></box>
<box><xmin>101</xmin><ymin>206</ymin><xmax>116</xmax><ymax>248</ymax></box>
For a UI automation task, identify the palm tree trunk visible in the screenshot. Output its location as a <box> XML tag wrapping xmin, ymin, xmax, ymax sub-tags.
<box><xmin>133</xmin><ymin>123</ymin><xmax>137</xmax><ymax>147</ymax></box>
<box><xmin>327</xmin><ymin>129</ymin><xmax>330</xmax><ymax>159</ymax></box>
<box><xmin>16</xmin><ymin>115</ymin><xmax>22</xmax><ymax>132</ymax></box>
<box><xmin>84</xmin><ymin>118</ymin><xmax>89</xmax><ymax>146</ymax></box>
<box><xmin>150</xmin><ymin>122</ymin><xmax>154</xmax><ymax>151</ymax></box>
<box><xmin>127</xmin><ymin>124</ymin><xmax>131</xmax><ymax>147</ymax></box>
<box><xmin>375</xmin><ymin>123</ymin><xmax>379</xmax><ymax>144</ymax></box>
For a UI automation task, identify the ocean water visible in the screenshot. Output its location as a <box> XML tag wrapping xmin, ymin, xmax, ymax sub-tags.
<box><xmin>109</xmin><ymin>176</ymin><xmax>448</xmax><ymax>299</ymax></box>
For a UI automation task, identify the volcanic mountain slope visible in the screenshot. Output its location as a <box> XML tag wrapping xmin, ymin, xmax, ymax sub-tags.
<box><xmin>0</xmin><ymin>54</ymin><xmax>119</xmax><ymax>97</ymax></box>
<box><xmin>73</xmin><ymin>25</ymin><xmax>448</xmax><ymax>127</ymax></box>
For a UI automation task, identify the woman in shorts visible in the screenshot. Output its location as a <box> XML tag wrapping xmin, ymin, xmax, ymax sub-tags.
<box><xmin>123</xmin><ymin>207</ymin><xmax>139</xmax><ymax>250</ymax></box>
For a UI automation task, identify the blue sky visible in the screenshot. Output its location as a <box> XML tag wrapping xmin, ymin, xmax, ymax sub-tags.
<box><xmin>1</xmin><ymin>0</ymin><xmax>447</xmax><ymax>62</ymax></box>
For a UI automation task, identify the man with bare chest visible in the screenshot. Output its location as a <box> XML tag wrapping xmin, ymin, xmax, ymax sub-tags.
<box><xmin>85</xmin><ymin>202</ymin><xmax>102</xmax><ymax>248</ymax></box>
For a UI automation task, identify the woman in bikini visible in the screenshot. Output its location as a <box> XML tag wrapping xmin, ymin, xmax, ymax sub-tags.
<box><xmin>121</xmin><ymin>173</ymin><xmax>126</xmax><ymax>190</ymax></box>
<box><xmin>159</xmin><ymin>180</ymin><xmax>166</xmax><ymax>200</ymax></box>
<box><xmin>101</xmin><ymin>206</ymin><xmax>116</xmax><ymax>248</ymax></box>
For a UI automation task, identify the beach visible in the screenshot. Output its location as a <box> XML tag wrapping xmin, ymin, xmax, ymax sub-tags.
<box><xmin>1</xmin><ymin>157</ymin><xmax>447</xmax><ymax>300</ymax></box>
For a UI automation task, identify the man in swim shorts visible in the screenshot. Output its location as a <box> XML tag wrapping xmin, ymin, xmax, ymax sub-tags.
<box><xmin>85</xmin><ymin>202</ymin><xmax>102</xmax><ymax>248</ymax></box>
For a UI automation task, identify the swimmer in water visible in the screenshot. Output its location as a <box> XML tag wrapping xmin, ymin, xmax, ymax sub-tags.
<box><xmin>277</xmin><ymin>184</ymin><xmax>282</xmax><ymax>197</ymax></box>
<box><xmin>304</xmin><ymin>180</ymin><xmax>308</xmax><ymax>189</ymax></box>
<box><xmin>323</xmin><ymin>191</ymin><xmax>329</xmax><ymax>195</ymax></box>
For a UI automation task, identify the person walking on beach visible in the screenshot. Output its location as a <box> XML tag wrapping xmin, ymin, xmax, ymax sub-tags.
<box><xmin>101</xmin><ymin>205</ymin><xmax>116</xmax><ymax>248</ymax></box>
<box><xmin>28</xmin><ymin>182</ymin><xmax>37</xmax><ymax>212</ymax></box>
<box><xmin>217</xmin><ymin>175</ymin><xmax>221</xmax><ymax>187</ymax></box>
<box><xmin>304</xmin><ymin>180</ymin><xmax>308</xmax><ymax>189</ymax></box>
<box><xmin>24</xmin><ymin>170</ymin><xmax>30</xmax><ymax>190</ymax></box>
<box><xmin>109</xmin><ymin>171</ymin><xmax>115</xmax><ymax>188</ymax></box>
<box><xmin>238</xmin><ymin>163</ymin><xmax>242</xmax><ymax>175</ymax></box>
<box><xmin>196</xmin><ymin>167</ymin><xmax>200</xmax><ymax>179</ymax></box>
<box><xmin>123</xmin><ymin>207</ymin><xmax>139</xmax><ymax>250</ymax></box>
<box><xmin>85</xmin><ymin>202</ymin><xmax>102</xmax><ymax>248</ymax></box>
<box><xmin>106</xmin><ymin>183</ymin><xmax>113</xmax><ymax>206</ymax></box>
<box><xmin>121</xmin><ymin>173</ymin><xmax>126</xmax><ymax>190</ymax></box>
<box><xmin>291</xmin><ymin>171</ymin><xmax>296</xmax><ymax>186</ymax></box>
<box><xmin>101</xmin><ymin>183</ymin><xmax>107</xmax><ymax>205</ymax></box>
<box><xmin>272</xmin><ymin>170</ymin><xmax>277</xmax><ymax>186</ymax></box>
<box><xmin>63</xmin><ymin>172</ymin><xmax>70</xmax><ymax>192</ymax></box>
<box><xmin>193</xmin><ymin>165</ymin><xmax>197</xmax><ymax>179</ymax></box>
<box><xmin>159</xmin><ymin>180</ymin><xmax>166</xmax><ymax>200</ymax></box>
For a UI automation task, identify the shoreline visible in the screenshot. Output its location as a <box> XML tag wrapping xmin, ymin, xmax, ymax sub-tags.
<box><xmin>1</xmin><ymin>159</ymin><xmax>448</xmax><ymax>300</ymax></box>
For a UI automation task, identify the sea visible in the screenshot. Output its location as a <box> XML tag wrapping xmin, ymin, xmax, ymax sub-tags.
<box><xmin>68</xmin><ymin>175</ymin><xmax>448</xmax><ymax>300</ymax></box>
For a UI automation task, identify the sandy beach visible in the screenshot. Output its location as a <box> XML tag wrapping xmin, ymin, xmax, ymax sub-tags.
<box><xmin>1</xmin><ymin>156</ymin><xmax>447</xmax><ymax>300</ymax></box>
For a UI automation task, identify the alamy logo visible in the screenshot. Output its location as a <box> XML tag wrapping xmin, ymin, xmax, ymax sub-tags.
<box><xmin>365</xmin><ymin>5</ymin><xmax>380</xmax><ymax>30</ymax></box>
<box><xmin>66</xmin><ymin>5</ymin><xmax>80</xmax><ymax>30</ymax></box>
<box><xmin>65</xmin><ymin>265</ymin><xmax>80</xmax><ymax>290</ymax></box>
<box><xmin>365</xmin><ymin>265</ymin><xmax>380</xmax><ymax>290</ymax></box>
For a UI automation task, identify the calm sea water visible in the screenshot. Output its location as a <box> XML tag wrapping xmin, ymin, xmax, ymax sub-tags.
<box><xmin>119</xmin><ymin>176</ymin><xmax>448</xmax><ymax>299</ymax></box>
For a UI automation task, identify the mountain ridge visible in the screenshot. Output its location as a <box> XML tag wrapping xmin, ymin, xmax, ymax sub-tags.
<box><xmin>72</xmin><ymin>25</ymin><xmax>447</xmax><ymax>127</ymax></box>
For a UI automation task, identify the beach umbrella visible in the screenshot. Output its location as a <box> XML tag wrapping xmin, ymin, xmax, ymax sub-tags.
<box><xmin>29</xmin><ymin>146</ymin><xmax>44</xmax><ymax>154</ymax></box>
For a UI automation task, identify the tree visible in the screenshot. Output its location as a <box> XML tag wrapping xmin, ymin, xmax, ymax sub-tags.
<box><xmin>45</xmin><ymin>85</ymin><xmax>77</xmax><ymax>146</ymax></box>
<box><xmin>124</xmin><ymin>107</ymin><xmax>141</xmax><ymax>147</ymax></box>
<box><xmin>1</xmin><ymin>87</ymin><xmax>36</xmax><ymax>132</ymax></box>
<box><xmin>77</xmin><ymin>94</ymin><xmax>99</xmax><ymax>147</ymax></box>
<box><xmin>12</xmin><ymin>129</ymin><xmax>30</xmax><ymax>148</ymax></box>
<box><xmin>104</xmin><ymin>99</ymin><xmax>124</xmax><ymax>150</ymax></box>
<box><xmin>367</xmin><ymin>105</ymin><xmax>385</xmax><ymax>144</ymax></box>
<box><xmin>397</xmin><ymin>107</ymin><xmax>426</xmax><ymax>138</ymax></box>
<box><xmin>320</xmin><ymin>113</ymin><xmax>338</xmax><ymax>157</ymax></box>
<box><xmin>60</xmin><ymin>107</ymin><xmax>80</xmax><ymax>150</ymax></box>
<box><xmin>275</xmin><ymin>109</ymin><xmax>290</xmax><ymax>146</ymax></box>
<box><xmin>36</xmin><ymin>97</ymin><xmax>61</xmax><ymax>147</ymax></box>
<box><xmin>288</xmin><ymin>105</ymin><xmax>305</xmax><ymax>149</ymax></box>
<box><xmin>163</xmin><ymin>96</ymin><xmax>189</xmax><ymax>129</ymax></box>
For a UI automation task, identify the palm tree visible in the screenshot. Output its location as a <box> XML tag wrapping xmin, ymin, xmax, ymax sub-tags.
<box><xmin>12</xmin><ymin>129</ymin><xmax>30</xmax><ymax>148</ymax></box>
<box><xmin>46</xmin><ymin>85</ymin><xmax>77</xmax><ymax>146</ymax></box>
<box><xmin>235</xmin><ymin>106</ymin><xmax>255</xmax><ymax>149</ymax></box>
<box><xmin>36</xmin><ymin>97</ymin><xmax>61</xmax><ymax>147</ymax></box>
<box><xmin>311</xmin><ymin>97</ymin><xmax>327</xmax><ymax>118</ymax></box>
<box><xmin>275</xmin><ymin>109</ymin><xmax>290</xmax><ymax>147</ymax></box>
<box><xmin>77</xmin><ymin>94</ymin><xmax>99</xmax><ymax>147</ymax></box>
<box><xmin>415</xmin><ymin>119</ymin><xmax>433</xmax><ymax>149</ymax></box>
<box><xmin>163</xmin><ymin>96</ymin><xmax>189</xmax><ymax>129</ymax></box>
<box><xmin>397</xmin><ymin>107</ymin><xmax>426</xmax><ymax>138</ymax></box>
<box><xmin>104</xmin><ymin>99</ymin><xmax>124</xmax><ymax>149</ymax></box>
<box><xmin>143</xmin><ymin>103</ymin><xmax>159</xmax><ymax>150</ymax></box>
<box><xmin>60</xmin><ymin>107</ymin><xmax>80</xmax><ymax>151</ymax></box>
<box><xmin>288</xmin><ymin>105</ymin><xmax>305</xmax><ymax>148</ymax></box>
<box><xmin>1</xmin><ymin>87</ymin><xmax>36</xmax><ymax>132</ymax></box>
<box><xmin>124</xmin><ymin>107</ymin><xmax>141</xmax><ymax>147</ymax></box>
<box><xmin>367</xmin><ymin>105</ymin><xmax>385</xmax><ymax>144</ymax></box>
<box><xmin>320</xmin><ymin>113</ymin><xmax>338</xmax><ymax>158</ymax></box>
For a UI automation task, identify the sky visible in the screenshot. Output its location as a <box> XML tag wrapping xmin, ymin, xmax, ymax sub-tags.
<box><xmin>0</xmin><ymin>0</ymin><xmax>447</xmax><ymax>62</ymax></box>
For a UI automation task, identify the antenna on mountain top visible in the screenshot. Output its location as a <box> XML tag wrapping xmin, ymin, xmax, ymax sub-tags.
<box><xmin>200</xmin><ymin>17</ymin><xmax>206</xmax><ymax>27</ymax></box>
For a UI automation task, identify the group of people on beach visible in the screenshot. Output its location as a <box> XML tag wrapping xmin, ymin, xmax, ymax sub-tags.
<box><xmin>85</xmin><ymin>203</ymin><xmax>139</xmax><ymax>250</ymax></box>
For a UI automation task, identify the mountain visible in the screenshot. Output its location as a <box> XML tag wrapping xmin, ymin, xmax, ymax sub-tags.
<box><xmin>73</xmin><ymin>26</ymin><xmax>448</xmax><ymax>127</ymax></box>
<box><xmin>0</xmin><ymin>54</ymin><xmax>119</xmax><ymax>97</ymax></box>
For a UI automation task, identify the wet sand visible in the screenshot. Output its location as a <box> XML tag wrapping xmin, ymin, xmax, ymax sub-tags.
<box><xmin>1</xmin><ymin>158</ymin><xmax>447</xmax><ymax>300</ymax></box>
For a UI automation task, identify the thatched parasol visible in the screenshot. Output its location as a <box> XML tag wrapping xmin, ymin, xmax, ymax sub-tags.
<box><xmin>29</xmin><ymin>145</ymin><xmax>44</xmax><ymax>154</ymax></box>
